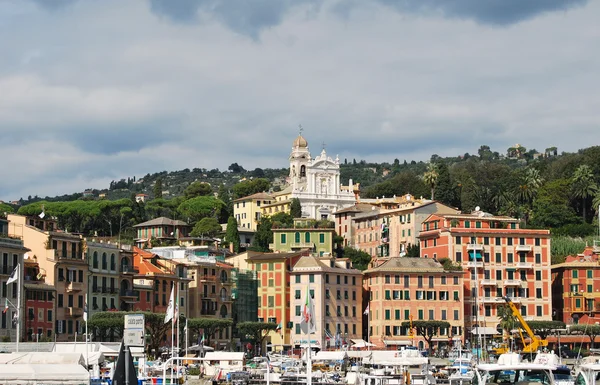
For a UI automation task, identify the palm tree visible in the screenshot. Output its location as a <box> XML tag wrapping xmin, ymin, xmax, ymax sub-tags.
<box><xmin>497</xmin><ymin>304</ymin><xmax>519</xmax><ymax>349</ymax></box>
<box><xmin>572</xmin><ymin>164</ymin><xmax>598</xmax><ymax>221</ymax></box>
<box><xmin>422</xmin><ymin>163</ymin><xmax>439</xmax><ymax>200</ymax></box>
<box><xmin>517</xmin><ymin>168</ymin><xmax>543</xmax><ymax>205</ymax></box>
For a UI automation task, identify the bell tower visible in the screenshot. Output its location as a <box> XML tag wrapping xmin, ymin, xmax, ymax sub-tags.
<box><xmin>289</xmin><ymin>125</ymin><xmax>310</xmax><ymax>190</ymax></box>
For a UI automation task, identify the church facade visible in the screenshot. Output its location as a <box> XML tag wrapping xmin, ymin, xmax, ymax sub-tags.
<box><xmin>288</xmin><ymin>134</ymin><xmax>357</xmax><ymax>220</ymax></box>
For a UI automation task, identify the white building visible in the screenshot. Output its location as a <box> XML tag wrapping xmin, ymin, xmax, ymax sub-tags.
<box><xmin>288</xmin><ymin>134</ymin><xmax>356</xmax><ymax>220</ymax></box>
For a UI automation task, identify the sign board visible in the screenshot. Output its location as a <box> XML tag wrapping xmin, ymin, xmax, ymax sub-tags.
<box><xmin>124</xmin><ymin>314</ymin><xmax>145</xmax><ymax>347</ymax></box>
<box><xmin>124</xmin><ymin>329</ymin><xmax>145</xmax><ymax>347</ymax></box>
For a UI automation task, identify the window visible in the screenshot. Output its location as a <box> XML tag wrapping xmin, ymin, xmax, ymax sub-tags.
<box><xmin>507</xmin><ymin>253</ymin><xmax>513</xmax><ymax>263</ymax></box>
<box><xmin>268</xmin><ymin>296</ymin><xmax>274</xmax><ymax>307</ymax></box>
<box><xmin>465</xmin><ymin>221</ymin><xmax>470</xmax><ymax>228</ymax></box>
<box><xmin>385</xmin><ymin>275</ymin><xmax>390</xmax><ymax>284</ymax></box>
<box><xmin>495</xmin><ymin>237</ymin><xmax>501</xmax><ymax>246</ymax></box>
<box><xmin>385</xmin><ymin>290</ymin><xmax>391</xmax><ymax>300</ymax></box>
<box><xmin>535</xmin><ymin>238</ymin><xmax>541</xmax><ymax>246</ymax></box>
<box><xmin>418</xmin><ymin>309</ymin><xmax>424</xmax><ymax>320</ymax></box>
<box><xmin>305</xmin><ymin>232</ymin><xmax>310</xmax><ymax>243</ymax></box>
<box><xmin>319</xmin><ymin>233</ymin><xmax>325</xmax><ymax>244</ymax></box>
<box><xmin>295</xmin><ymin>275</ymin><xmax>301</xmax><ymax>284</ymax></box>
<box><xmin>281</xmin><ymin>234</ymin><xmax>287</xmax><ymax>244</ymax></box>
<box><xmin>456</xmin><ymin>252</ymin><xmax>462</xmax><ymax>262</ymax></box>
<box><xmin>573</xmin><ymin>270</ymin><xmax>579</xmax><ymax>278</ymax></box>
<box><xmin>587</xmin><ymin>270</ymin><xmax>593</xmax><ymax>279</ymax></box>
<box><xmin>295</xmin><ymin>324</ymin><xmax>301</xmax><ymax>334</ymax></box>
<box><xmin>385</xmin><ymin>309</ymin><xmax>390</xmax><ymax>320</ymax></box>
<box><xmin>309</xmin><ymin>274</ymin><xmax>314</xmax><ymax>283</ymax></box>
<box><xmin>456</xmin><ymin>236</ymin><xmax>461</xmax><ymax>244</ymax></box>
<box><xmin>536</xmin><ymin>271</ymin><xmax>542</xmax><ymax>281</ymax></box>
<box><xmin>536</xmin><ymin>306</ymin><xmax>543</xmax><ymax>317</ymax></box>
<box><xmin>325</xmin><ymin>289</ymin><xmax>330</xmax><ymax>299</ymax></box>
<box><xmin>428</xmin><ymin>309</ymin><xmax>434</xmax><ymax>320</ymax></box>
<box><xmin>295</xmin><ymin>232</ymin><xmax>300</xmax><ymax>243</ymax></box>
<box><xmin>575</xmin><ymin>298</ymin><xmax>581</xmax><ymax>308</ymax></box>
<box><xmin>454</xmin><ymin>310</ymin><xmax>459</xmax><ymax>320</ymax></box>
<box><xmin>484</xmin><ymin>237</ymin><xmax>489</xmax><ymax>245</ymax></box>
<box><xmin>268</xmin><ymin>263</ymin><xmax>274</xmax><ymax>271</ymax></box>
<box><xmin>536</xmin><ymin>288</ymin><xmax>542</xmax><ymax>299</ymax></box>
<box><xmin>453</xmin><ymin>291</ymin><xmax>459</xmax><ymax>301</ymax></box>
<box><xmin>58</xmin><ymin>294</ymin><xmax>63</xmax><ymax>308</ymax></box>
<box><xmin>496</xmin><ymin>253</ymin><xmax>502</xmax><ymax>263</ymax></box>
<box><xmin>535</xmin><ymin>253</ymin><xmax>541</xmax><ymax>264</ymax></box>
<box><xmin>441</xmin><ymin>277</ymin><xmax>446</xmax><ymax>285</ymax></box>
<box><xmin>295</xmin><ymin>306</ymin><xmax>301</xmax><ymax>316</ymax></box>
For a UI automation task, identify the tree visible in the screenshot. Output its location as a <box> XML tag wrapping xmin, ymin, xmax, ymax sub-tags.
<box><xmin>401</xmin><ymin>320</ymin><xmax>450</xmax><ymax>355</ymax></box>
<box><xmin>217</xmin><ymin>184</ymin><xmax>232</xmax><ymax>223</ymax></box>
<box><xmin>184</xmin><ymin>182</ymin><xmax>213</xmax><ymax>200</ymax></box>
<box><xmin>433</xmin><ymin>162</ymin><xmax>457</xmax><ymax>207</ymax></box>
<box><xmin>187</xmin><ymin>318</ymin><xmax>233</xmax><ymax>346</ymax></box>
<box><xmin>569</xmin><ymin>324</ymin><xmax>600</xmax><ymax>349</ymax></box>
<box><xmin>270</xmin><ymin>212</ymin><xmax>293</xmax><ymax>228</ymax></box>
<box><xmin>191</xmin><ymin>217</ymin><xmax>222</xmax><ymax>238</ymax></box>
<box><xmin>530</xmin><ymin>179</ymin><xmax>580</xmax><ymax>229</ymax></box>
<box><xmin>251</xmin><ymin>216</ymin><xmax>273</xmax><ymax>252</ymax></box>
<box><xmin>177</xmin><ymin>196</ymin><xmax>225</xmax><ymax>224</ymax></box>
<box><xmin>478</xmin><ymin>145</ymin><xmax>492</xmax><ymax>161</ymax></box>
<box><xmin>290</xmin><ymin>198</ymin><xmax>302</xmax><ymax>218</ymax></box>
<box><xmin>237</xmin><ymin>322</ymin><xmax>278</xmax><ymax>355</ymax></box>
<box><xmin>153</xmin><ymin>177</ymin><xmax>163</xmax><ymax>199</ymax></box>
<box><xmin>225</xmin><ymin>216</ymin><xmax>240</xmax><ymax>252</ymax></box>
<box><xmin>572</xmin><ymin>164</ymin><xmax>598</xmax><ymax>221</ymax></box>
<box><xmin>422</xmin><ymin>163</ymin><xmax>439</xmax><ymax>200</ymax></box>
<box><xmin>405</xmin><ymin>243</ymin><xmax>420</xmax><ymax>258</ymax></box>
<box><xmin>0</xmin><ymin>203</ymin><xmax>14</xmax><ymax>214</ymax></box>
<box><xmin>341</xmin><ymin>247</ymin><xmax>371</xmax><ymax>271</ymax></box>
<box><xmin>232</xmin><ymin>179</ymin><xmax>270</xmax><ymax>199</ymax></box>
<box><xmin>528</xmin><ymin>320</ymin><xmax>566</xmax><ymax>340</ymax></box>
<box><xmin>228</xmin><ymin>163</ymin><xmax>246</xmax><ymax>173</ymax></box>
<box><xmin>496</xmin><ymin>304</ymin><xmax>519</xmax><ymax>346</ymax></box>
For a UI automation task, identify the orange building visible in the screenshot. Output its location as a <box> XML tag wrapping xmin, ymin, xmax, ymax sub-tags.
<box><xmin>363</xmin><ymin>257</ymin><xmax>464</xmax><ymax>350</ymax></box>
<box><xmin>419</xmin><ymin>211</ymin><xmax>552</xmax><ymax>336</ymax></box>
<box><xmin>133</xmin><ymin>247</ymin><xmax>179</xmax><ymax>314</ymax></box>
<box><xmin>552</xmin><ymin>246</ymin><xmax>600</xmax><ymax>325</ymax></box>
<box><xmin>245</xmin><ymin>251</ymin><xmax>305</xmax><ymax>347</ymax></box>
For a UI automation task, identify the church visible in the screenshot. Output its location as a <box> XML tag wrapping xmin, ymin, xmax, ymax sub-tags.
<box><xmin>287</xmin><ymin>133</ymin><xmax>358</xmax><ymax>220</ymax></box>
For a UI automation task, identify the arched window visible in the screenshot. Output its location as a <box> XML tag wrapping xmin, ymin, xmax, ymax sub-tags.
<box><xmin>220</xmin><ymin>270</ymin><xmax>228</xmax><ymax>283</ymax></box>
<box><xmin>295</xmin><ymin>232</ymin><xmax>300</xmax><ymax>243</ymax></box>
<box><xmin>121</xmin><ymin>257</ymin><xmax>129</xmax><ymax>271</ymax></box>
<box><xmin>305</xmin><ymin>232</ymin><xmax>310</xmax><ymax>243</ymax></box>
<box><xmin>220</xmin><ymin>304</ymin><xmax>228</xmax><ymax>318</ymax></box>
<box><xmin>110</xmin><ymin>253</ymin><xmax>116</xmax><ymax>271</ymax></box>
<box><xmin>220</xmin><ymin>288</ymin><xmax>227</xmax><ymax>301</ymax></box>
<box><xmin>93</xmin><ymin>251</ymin><xmax>98</xmax><ymax>269</ymax></box>
<box><xmin>300</xmin><ymin>165</ymin><xmax>306</xmax><ymax>177</ymax></box>
<box><xmin>162</xmin><ymin>280</ymin><xmax>167</xmax><ymax>292</ymax></box>
<box><xmin>101</xmin><ymin>253</ymin><xmax>107</xmax><ymax>270</ymax></box>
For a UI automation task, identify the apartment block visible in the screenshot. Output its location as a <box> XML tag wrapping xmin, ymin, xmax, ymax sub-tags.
<box><xmin>363</xmin><ymin>257</ymin><xmax>464</xmax><ymax>350</ymax></box>
<box><xmin>23</xmin><ymin>258</ymin><xmax>56</xmax><ymax>341</ymax></box>
<box><xmin>270</xmin><ymin>218</ymin><xmax>335</xmax><ymax>256</ymax></box>
<box><xmin>233</xmin><ymin>192</ymin><xmax>273</xmax><ymax>231</ymax></box>
<box><xmin>419</xmin><ymin>211</ymin><xmax>552</xmax><ymax>336</ymax></box>
<box><xmin>290</xmin><ymin>255</ymin><xmax>363</xmax><ymax>349</ymax></box>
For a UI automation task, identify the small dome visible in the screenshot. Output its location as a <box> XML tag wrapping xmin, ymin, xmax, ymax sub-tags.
<box><xmin>293</xmin><ymin>134</ymin><xmax>308</xmax><ymax>148</ymax></box>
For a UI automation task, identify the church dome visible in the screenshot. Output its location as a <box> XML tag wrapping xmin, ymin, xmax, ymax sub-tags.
<box><xmin>293</xmin><ymin>134</ymin><xmax>308</xmax><ymax>148</ymax></box>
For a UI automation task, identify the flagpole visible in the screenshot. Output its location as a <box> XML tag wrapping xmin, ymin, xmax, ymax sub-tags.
<box><xmin>306</xmin><ymin>285</ymin><xmax>312</xmax><ymax>385</ymax></box>
<box><xmin>16</xmin><ymin>263</ymin><xmax>20</xmax><ymax>353</ymax></box>
<box><xmin>176</xmin><ymin>282</ymin><xmax>180</xmax><ymax>375</ymax></box>
<box><xmin>85</xmin><ymin>293</ymin><xmax>89</xmax><ymax>379</ymax></box>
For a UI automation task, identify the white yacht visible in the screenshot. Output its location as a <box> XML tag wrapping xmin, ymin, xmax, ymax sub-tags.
<box><xmin>475</xmin><ymin>352</ymin><xmax>560</xmax><ymax>385</ymax></box>
<box><xmin>573</xmin><ymin>356</ymin><xmax>600</xmax><ymax>385</ymax></box>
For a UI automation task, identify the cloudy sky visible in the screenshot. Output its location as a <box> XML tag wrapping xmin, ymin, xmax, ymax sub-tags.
<box><xmin>1</xmin><ymin>0</ymin><xmax>598</xmax><ymax>200</ymax></box>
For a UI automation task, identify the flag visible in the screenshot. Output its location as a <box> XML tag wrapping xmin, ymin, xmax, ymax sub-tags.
<box><xmin>173</xmin><ymin>298</ymin><xmax>179</xmax><ymax>326</ymax></box>
<box><xmin>3</xmin><ymin>298</ymin><xmax>8</xmax><ymax>314</ymax></box>
<box><xmin>324</xmin><ymin>328</ymin><xmax>333</xmax><ymax>340</ymax></box>
<box><xmin>299</xmin><ymin>287</ymin><xmax>316</xmax><ymax>334</ymax></box>
<box><xmin>83</xmin><ymin>302</ymin><xmax>88</xmax><ymax>322</ymax></box>
<box><xmin>6</xmin><ymin>265</ymin><xmax>18</xmax><ymax>285</ymax></box>
<box><xmin>363</xmin><ymin>304</ymin><xmax>369</xmax><ymax>316</ymax></box>
<box><xmin>164</xmin><ymin>285</ymin><xmax>175</xmax><ymax>324</ymax></box>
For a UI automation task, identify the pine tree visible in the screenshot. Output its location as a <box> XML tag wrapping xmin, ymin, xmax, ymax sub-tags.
<box><xmin>153</xmin><ymin>177</ymin><xmax>163</xmax><ymax>199</ymax></box>
<box><xmin>225</xmin><ymin>216</ymin><xmax>240</xmax><ymax>252</ymax></box>
<box><xmin>433</xmin><ymin>162</ymin><xmax>457</xmax><ymax>207</ymax></box>
<box><xmin>290</xmin><ymin>198</ymin><xmax>302</xmax><ymax>218</ymax></box>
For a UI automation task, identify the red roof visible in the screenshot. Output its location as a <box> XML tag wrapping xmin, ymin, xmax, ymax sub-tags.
<box><xmin>133</xmin><ymin>247</ymin><xmax>174</xmax><ymax>276</ymax></box>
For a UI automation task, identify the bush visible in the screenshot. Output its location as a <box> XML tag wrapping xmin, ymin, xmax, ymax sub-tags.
<box><xmin>552</xmin><ymin>223</ymin><xmax>596</xmax><ymax>237</ymax></box>
<box><xmin>188</xmin><ymin>368</ymin><xmax>200</xmax><ymax>375</ymax></box>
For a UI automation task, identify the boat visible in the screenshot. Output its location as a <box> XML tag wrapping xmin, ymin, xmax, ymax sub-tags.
<box><xmin>573</xmin><ymin>355</ymin><xmax>600</xmax><ymax>385</ymax></box>
<box><xmin>475</xmin><ymin>352</ymin><xmax>574</xmax><ymax>385</ymax></box>
<box><xmin>447</xmin><ymin>356</ymin><xmax>475</xmax><ymax>385</ymax></box>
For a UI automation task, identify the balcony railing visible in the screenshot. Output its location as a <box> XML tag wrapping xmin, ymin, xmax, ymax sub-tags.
<box><xmin>220</xmin><ymin>296</ymin><xmax>232</xmax><ymax>302</ymax></box>
<box><xmin>515</xmin><ymin>262</ymin><xmax>534</xmax><ymax>269</ymax></box>
<box><xmin>516</xmin><ymin>245</ymin><xmax>532</xmax><ymax>253</ymax></box>
<box><xmin>121</xmin><ymin>265</ymin><xmax>139</xmax><ymax>274</ymax></box>
<box><xmin>482</xmin><ymin>297</ymin><xmax>501</xmax><ymax>304</ymax></box>
<box><xmin>480</xmin><ymin>279</ymin><xmax>497</xmax><ymax>286</ymax></box>
<box><xmin>503</xmin><ymin>279</ymin><xmax>522</xmax><ymax>286</ymax></box>
<box><xmin>467</xmin><ymin>261</ymin><xmax>484</xmax><ymax>268</ymax></box>
<box><xmin>290</xmin><ymin>242</ymin><xmax>315</xmax><ymax>248</ymax></box>
<box><xmin>467</xmin><ymin>244</ymin><xmax>484</xmax><ymax>251</ymax></box>
<box><xmin>67</xmin><ymin>307</ymin><xmax>83</xmax><ymax>317</ymax></box>
<box><xmin>66</xmin><ymin>281</ymin><xmax>83</xmax><ymax>292</ymax></box>
<box><xmin>507</xmin><ymin>296</ymin><xmax>522</xmax><ymax>303</ymax></box>
<box><xmin>200</xmin><ymin>275</ymin><xmax>217</xmax><ymax>282</ymax></box>
<box><xmin>120</xmin><ymin>290</ymin><xmax>139</xmax><ymax>298</ymax></box>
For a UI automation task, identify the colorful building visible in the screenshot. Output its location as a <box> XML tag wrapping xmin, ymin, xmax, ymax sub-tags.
<box><xmin>290</xmin><ymin>255</ymin><xmax>363</xmax><ymax>349</ymax></box>
<box><xmin>419</xmin><ymin>211</ymin><xmax>552</xmax><ymax>337</ymax></box>
<box><xmin>86</xmin><ymin>240</ymin><xmax>120</xmax><ymax>314</ymax></box>
<box><xmin>8</xmin><ymin>214</ymin><xmax>88</xmax><ymax>341</ymax></box>
<box><xmin>270</xmin><ymin>219</ymin><xmax>335</xmax><ymax>256</ymax></box>
<box><xmin>133</xmin><ymin>217</ymin><xmax>190</xmax><ymax>248</ymax></box>
<box><xmin>233</xmin><ymin>192</ymin><xmax>273</xmax><ymax>231</ymax></box>
<box><xmin>1</xmin><ymin>216</ymin><xmax>29</xmax><ymax>342</ymax></box>
<box><xmin>363</xmin><ymin>257</ymin><xmax>465</xmax><ymax>350</ymax></box>
<box><xmin>551</xmin><ymin>245</ymin><xmax>600</xmax><ymax>325</ymax></box>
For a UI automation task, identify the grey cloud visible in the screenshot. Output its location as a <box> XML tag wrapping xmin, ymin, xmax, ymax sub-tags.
<box><xmin>30</xmin><ymin>0</ymin><xmax>77</xmax><ymax>10</ymax></box>
<box><xmin>376</xmin><ymin>0</ymin><xmax>588</xmax><ymax>25</ymax></box>
<box><xmin>148</xmin><ymin>0</ymin><xmax>321</xmax><ymax>38</ymax></box>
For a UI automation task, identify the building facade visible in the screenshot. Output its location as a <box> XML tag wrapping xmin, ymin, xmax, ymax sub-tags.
<box><xmin>551</xmin><ymin>246</ymin><xmax>600</xmax><ymax>325</ymax></box>
<box><xmin>87</xmin><ymin>241</ymin><xmax>120</xmax><ymax>314</ymax></box>
<box><xmin>363</xmin><ymin>257</ymin><xmax>465</xmax><ymax>350</ymax></box>
<box><xmin>0</xmin><ymin>216</ymin><xmax>29</xmax><ymax>342</ymax></box>
<box><xmin>290</xmin><ymin>256</ymin><xmax>363</xmax><ymax>349</ymax></box>
<box><xmin>419</xmin><ymin>211</ymin><xmax>552</xmax><ymax>336</ymax></box>
<box><xmin>133</xmin><ymin>217</ymin><xmax>190</xmax><ymax>248</ymax></box>
<box><xmin>270</xmin><ymin>219</ymin><xmax>335</xmax><ymax>256</ymax></box>
<box><xmin>233</xmin><ymin>192</ymin><xmax>273</xmax><ymax>231</ymax></box>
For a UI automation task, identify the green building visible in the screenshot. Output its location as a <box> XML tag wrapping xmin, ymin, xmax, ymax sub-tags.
<box><xmin>270</xmin><ymin>219</ymin><xmax>335</xmax><ymax>255</ymax></box>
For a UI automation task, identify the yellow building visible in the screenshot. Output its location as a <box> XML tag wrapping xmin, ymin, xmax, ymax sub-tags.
<box><xmin>260</xmin><ymin>187</ymin><xmax>292</xmax><ymax>217</ymax></box>
<box><xmin>233</xmin><ymin>192</ymin><xmax>273</xmax><ymax>231</ymax></box>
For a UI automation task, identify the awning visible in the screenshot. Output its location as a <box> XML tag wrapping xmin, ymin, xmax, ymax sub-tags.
<box><xmin>383</xmin><ymin>340</ymin><xmax>413</xmax><ymax>346</ymax></box>
<box><xmin>471</xmin><ymin>327</ymin><xmax>499</xmax><ymax>336</ymax></box>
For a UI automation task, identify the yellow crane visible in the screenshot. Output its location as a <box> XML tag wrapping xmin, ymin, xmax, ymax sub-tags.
<box><xmin>502</xmin><ymin>296</ymin><xmax>548</xmax><ymax>353</ymax></box>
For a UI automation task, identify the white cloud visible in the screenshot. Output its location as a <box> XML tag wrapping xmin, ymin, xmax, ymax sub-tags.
<box><xmin>0</xmin><ymin>0</ymin><xmax>599</xmax><ymax>199</ymax></box>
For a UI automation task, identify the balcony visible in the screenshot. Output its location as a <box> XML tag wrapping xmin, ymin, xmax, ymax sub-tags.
<box><xmin>290</xmin><ymin>242</ymin><xmax>315</xmax><ymax>249</ymax></box>
<box><xmin>467</xmin><ymin>244</ymin><xmax>484</xmax><ymax>251</ymax></box>
<box><xmin>121</xmin><ymin>265</ymin><xmax>139</xmax><ymax>274</ymax></box>
<box><xmin>515</xmin><ymin>262</ymin><xmax>534</xmax><ymax>269</ymax></box>
<box><xmin>220</xmin><ymin>278</ymin><xmax>232</xmax><ymax>286</ymax></box>
<box><xmin>503</xmin><ymin>279</ymin><xmax>522</xmax><ymax>286</ymax></box>
<box><xmin>200</xmin><ymin>309</ymin><xmax>217</xmax><ymax>316</ymax></box>
<box><xmin>67</xmin><ymin>307</ymin><xmax>83</xmax><ymax>317</ymax></box>
<box><xmin>516</xmin><ymin>245</ymin><xmax>532</xmax><ymax>253</ymax></box>
<box><xmin>507</xmin><ymin>297</ymin><xmax>522</xmax><ymax>303</ymax></box>
<box><xmin>199</xmin><ymin>275</ymin><xmax>217</xmax><ymax>282</ymax></box>
<box><xmin>220</xmin><ymin>296</ymin><xmax>232</xmax><ymax>303</ymax></box>
<box><xmin>467</xmin><ymin>261</ymin><xmax>484</xmax><ymax>268</ymax></box>
<box><xmin>0</xmin><ymin>265</ymin><xmax>14</xmax><ymax>276</ymax></box>
<box><xmin>120</xmin><ymin>290</ymin><xmax>139</xmax><ymax>302</ymax></box>
<box><xmin>92</xmin><ymin>286</ymin><xmax>102</xmax><ymax>293</ymax></box>
<box><xmin>480</xmin><ymin>279</ymin><xmax>497</xmax><ymax>286</ymax></box>
<box><xmin>482</xmin><ymin>297</ymin><xmax>501</xmax><ymax>304</ymax></box>
<box><xmin>66</xmin><ymin>281</ymin><xmax>83</xmax><ymax>292</ymax></box>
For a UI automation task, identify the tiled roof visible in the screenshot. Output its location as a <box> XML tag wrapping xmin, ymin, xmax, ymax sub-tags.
<box><xmin>245</xmin><ymin>250</ymin><xmax>303</xmax><ymax>261</ymax></box>
<box><xmin>333</xmin><ymin>203</ymin><xmax>376</xmax><ymax>215</ymax></box>
<box><xmin>233</xmin><ymin>192</ymin><xmax>273</xmax><ymax>202</ymax></box>
<box><xmin>133</xmin><ymin>217</ymin><xmax>188</xmax><ymax>228</ymax></box>
<box><xmin>134</xmin><ymin>247</ymin><xmax>174</xmax><ymax>276</ymax></box>
<box><xmin>364</xmin><ymin>256</ymin><xmax>456</xmax><ymax>274</ymax></box>
<box><xmin>291</xmin><ymin>255</ymin><xmax>362</xmax><ymax>274</ymax></box>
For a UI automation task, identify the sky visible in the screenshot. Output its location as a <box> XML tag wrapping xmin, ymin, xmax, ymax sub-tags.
<box><xmin>1</xmin><ymin>0</ymin><xmax>599</xmax><ymax>200</ymax></box>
